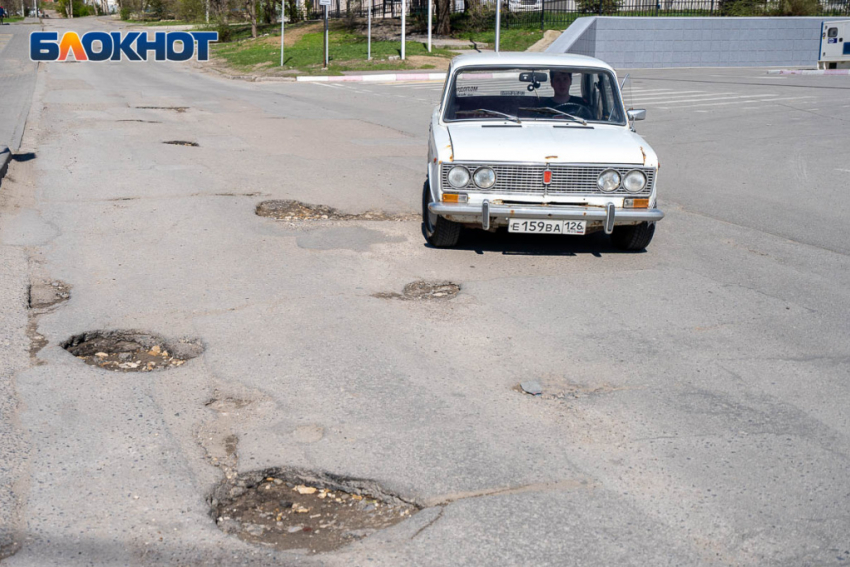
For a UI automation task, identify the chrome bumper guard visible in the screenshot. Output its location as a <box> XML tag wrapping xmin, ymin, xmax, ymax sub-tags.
<box><xmin>429</xmin><ymin>201</ymin><xmax>665</xmax><ymax>235</ymax></box>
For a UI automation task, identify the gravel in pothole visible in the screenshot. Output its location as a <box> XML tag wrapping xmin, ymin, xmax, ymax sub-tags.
<box><xmin>61</xmin><ymin>330</ymin><xmax>203</xmax><ymax>372</ymax></box>
<box><xmin>256</xmin><ymin>200</ymin><xmax>417</xmax><ymax>222</ymax></box>
<box><xmin>374</xmin><ymin>280</ymin><xmax>460</xmax><ymax>301</ymax></box>
<box><xmin>212</xmin><ymin>472</ymin><xmax>417</xmax><ymax>553</ymax></box>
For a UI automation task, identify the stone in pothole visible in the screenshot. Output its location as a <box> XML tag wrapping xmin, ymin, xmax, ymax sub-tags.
<box><xmin>61</xmin><ymin>330</ymin><xmax>203</xmax><ymax>372</ymax></box>
<box><xmin>210</xmin><ymin>468</ymin><xmax>417</xmax><ymax>553</ymax></box>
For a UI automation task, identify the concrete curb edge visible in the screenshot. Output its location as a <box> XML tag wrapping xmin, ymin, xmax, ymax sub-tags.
<box><xmin>0</xmin><ymin>147</ymin><xmax>11</xmax><ymax>182</ymax></box>
<box><xmin>296</xmin><ymin>72</ymin><xmax>447</xmax><ymax>83</ymax></box>
<box><xmin>768</xmin><ymin>68</ymin><xmax>850</xmax><ymax>75</ymax></box>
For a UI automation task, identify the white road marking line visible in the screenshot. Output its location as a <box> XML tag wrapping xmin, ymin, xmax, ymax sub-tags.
<box><xmin>649</xmin><ymin>93</ymin><xmax>762</xmax><ymax>105</ymax></box>
<box><xmin>312</xmin><ymin>82</ymin><xmax>340</xmax><ymax>89</ymax></box>
<box><xmin>632</xmin><ymin>92</ymin><xmax>720</xmax><ymax>102</ymax></box>
<box><xmin>659</xmin><ymin>95</ymin><xmax>816</xmax><ymax>109</ymax></box>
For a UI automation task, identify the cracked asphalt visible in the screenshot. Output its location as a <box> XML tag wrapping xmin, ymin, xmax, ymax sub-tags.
<box><xmin>1</xmin><ymin>15</ymin><xmax>849</xmax><ymax>567</ymax></box>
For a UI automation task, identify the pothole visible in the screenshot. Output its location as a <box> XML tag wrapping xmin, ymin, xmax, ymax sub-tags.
<box><xmin>256</xmin><ymin>200</ymin><xmax>417</xmax><ymax>222</ymax></box>
<box><xmin>61</xmin><ymin>330</ymin><xmax>203</xmax><ymax>372</ymax></box>
<box><xmin>27</xmin><ymin>280</ymin><xmax>72</xmax><ymax>363</ymax></box>
<box><xmin>211</xmin><ymin>468</ymin><xmax>418</xmax><ymax>553</ymax></box>
<box><xmin>163</xmin><ymin>140</ymin><xmax>199</xmax><ymax>147</ymax></box>
<box><xmin>373</xmin><ymin>280</ymin><xmax>460</xmax><ymax>301</ymax></box>
<box><xmin>135</xmin><ymin>106</ymin><xmax>189</xmax><ymax>113</ymax></box>
<box><xmin>28</xmin><ymin>280</ymin><xmax>71</xmax><ymax>309</ymax></box>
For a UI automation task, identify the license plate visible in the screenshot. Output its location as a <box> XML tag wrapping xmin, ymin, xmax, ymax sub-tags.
<box><xmin>508</xmin><ymin>219</ymin><xmax>586</xmax><ymax>235</ymax></box>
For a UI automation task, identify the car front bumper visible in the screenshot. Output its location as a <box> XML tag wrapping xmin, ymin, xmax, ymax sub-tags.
<box><xmin>429</xmin><ymin>201</ymin><xmax>665</xmax><ymax>234</ymax></box>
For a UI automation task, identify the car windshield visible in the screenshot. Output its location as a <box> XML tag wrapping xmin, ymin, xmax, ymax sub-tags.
<box><xmin>443</xmin><ymin>66</ymin><xmax>626</xmax><ymax>125</ymax></box>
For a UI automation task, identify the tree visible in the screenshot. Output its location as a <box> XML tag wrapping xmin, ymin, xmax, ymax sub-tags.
<box><xmin>243</xmin><ymin>0</ymin><xmax>258</xmax><ymax>37</ymax></box>
<box><xmin>435</xmin><ymin>0</ymin><xmax>451</xmax><ymax>35</ymax></box>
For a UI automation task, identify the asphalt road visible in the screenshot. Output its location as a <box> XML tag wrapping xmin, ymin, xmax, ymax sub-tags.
<box><xmin>0</xmin><ymin>16</ymin><xmax>849</xmax><ymax>567</ymax></box>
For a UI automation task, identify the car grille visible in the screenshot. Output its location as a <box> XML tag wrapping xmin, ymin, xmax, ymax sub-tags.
<box><xmin>441</xmin><ymin>163</ymin><xmax>655</xmax><ymax>196</ymax></box>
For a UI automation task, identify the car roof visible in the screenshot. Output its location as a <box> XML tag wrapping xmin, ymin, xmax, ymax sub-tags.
<box><xmin>450</xmin><ymin>52</ymin><xmax>616</xmax><ymax>73</ymax></box>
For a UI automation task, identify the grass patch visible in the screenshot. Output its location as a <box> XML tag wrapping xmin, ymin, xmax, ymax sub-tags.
<box><xmin>142</xmin><ymin>19</ymin><xmax>199</xmax><ymax>26</ymax></box>
<box><xmin>213</xmin><ymin>22</ymin><xmax>455</xmax><ymax>75</ymax></box>
<box><xmin>5</xmin><ymin>15</ymin><xmax>25</xmax><ymax>22</ymax></box>
<box><xmin>455</xmin><ymin>28</ymin><xmax>545</xmax><ymax>51</ymax></box>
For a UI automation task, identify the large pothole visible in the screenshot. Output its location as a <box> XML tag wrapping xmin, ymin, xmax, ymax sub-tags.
<box><xmin>211</xmin><ymin>468</ymin><xmax>418</xmax><ymax>553</ymax></box>
<box><xmin>61</xmin><ymin>330</ymin><xmax>203</xmax><ymax>372</ymax></box>
<box><xmin>374</xmin><ymin>280</ymin><xmax>460</xmax><ymax>301</ymax></box>
<box><xmin>256</xmin><ymin>200</ymin><xmax>417</xmax><ymax>222</ymax></box>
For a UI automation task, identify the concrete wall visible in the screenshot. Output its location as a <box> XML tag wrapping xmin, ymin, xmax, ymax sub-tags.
<box><xmin>546</xmin><ymin>16</ymin><xmax>846</xmax><ymax>68</ymax></box>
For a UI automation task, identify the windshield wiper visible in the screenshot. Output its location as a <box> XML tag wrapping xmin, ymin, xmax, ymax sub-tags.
<box><xmin>455</xmin><ymin>109</ymin><xmax>521</xmax><ymax>124</ymax></box>
<box><xmin>519</xmin><ymin>107</ymin><xmax>587</xmax><ymax>125</ymax></box>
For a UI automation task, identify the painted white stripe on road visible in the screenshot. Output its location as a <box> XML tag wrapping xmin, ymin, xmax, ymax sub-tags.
<box><xmin>659</xmin><ymin>95</ymin><xmax>816</xmax><ymax>109</ymax></box>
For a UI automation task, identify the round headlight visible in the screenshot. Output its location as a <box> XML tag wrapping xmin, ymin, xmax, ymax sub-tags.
<box><xmin>473</xmin><ymin>167</ymin><xmax>496</xmax><ymax>189</ymax></box>
<box><xmin>597</xmin><ymin>169</ymin><xmax>621</xmax><ymax>193</ymax></box>
<box><xmin>447</xmin><ymin>166</ymin><xmax>470</xmax><ymax>188</ymax></box>
<box><xmin>623</xmin><ymin>170</ymin><xmax>647</xmax><ymax>193</ymax></box>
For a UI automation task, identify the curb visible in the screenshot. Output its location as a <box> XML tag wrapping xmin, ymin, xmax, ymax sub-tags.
<box><xmin>296</xmin><ymin>72</ymin><xmax>446</xmax><ymax>83</ymax></box>
<box><xmin>0</xmin><ymin>147</ymin><xmax>11</xmax><ymax>182</ymax></box>
<box><xmin>767</xmin><ymin>69</ymin><xmax>850</xmax><ymax>75</ymax></box>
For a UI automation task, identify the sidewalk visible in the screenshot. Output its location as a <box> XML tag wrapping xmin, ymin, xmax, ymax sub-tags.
<box><xmin>0</xmin><ymin>22</ymin><xmax>40</xmax><ymax>177</ymax></box>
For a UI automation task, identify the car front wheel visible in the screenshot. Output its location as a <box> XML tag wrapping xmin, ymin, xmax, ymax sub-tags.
<box><xmin>422</xmin><ymin>180</ymin><xmax>461</xmax><ymax>248</ymax></box>
<box><xmin>610</xmin><ymin>221</ymin><xmax>655</xmax><ymax>251</ymax></box>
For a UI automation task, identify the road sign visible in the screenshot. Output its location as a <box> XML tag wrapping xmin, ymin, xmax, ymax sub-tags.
<box><xmin>319</xmin><ymin>0</ymin><xmax>330</xmax><ymax>6</ymax></box>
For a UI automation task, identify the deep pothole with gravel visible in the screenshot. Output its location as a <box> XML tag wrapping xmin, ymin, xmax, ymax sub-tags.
<box><xmin>256</xmin><ymin>200</ymin><xmax>417</xmax><ymax>222</ymax></box>
<box><xmin>211</xmin><ymin>468</ymin><xmax>418</xmax><ymax>553</ymax></box>
<box><xmin>374</xmin><ymin>280</ymin><xmax>461</xmax><ymax>301</ymax></box>
<box><xmin>61</xmin><ymin>330</ymin><xmax>203</xmax><ymax>372</ymax></box>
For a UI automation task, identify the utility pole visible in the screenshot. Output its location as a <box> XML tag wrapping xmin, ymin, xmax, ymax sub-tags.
<box><xmin>367</xmin><ymin>0</ymin><xmax>371</xmax><ymax>60</ymax></box>
<box><xmin>280</xmin><ymin>0</ymin><xmax>284</xmax><ymax>66</ymax></box>
<box><xmin>427</xmin><ymin>0</ymin><xmax>431</xmax><ymax>52</ymax></box>
<box><xmin>206</xmin><ymin>0</ymin><xmax>209</xmax><ymax>23</ymax></box>
<box><xmin>323</xmin><ymin>3</ymin><xmax>328</xmax><ymax>68</ymax></box>
<box><xmin>490</xmin><ymin>0</ymin><xmax>496</xmax><ymax>52</ymax></box>
<box><xmin>400</xmin><ymin>0</ymin><xmax>405</xmax><ymax>60</ymax></box>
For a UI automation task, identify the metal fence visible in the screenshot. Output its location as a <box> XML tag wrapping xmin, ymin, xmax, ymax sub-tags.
<box><xmin>306</xmin><ymin>0</ymin><xmax>849</xmax><ymax>27</ymax></box>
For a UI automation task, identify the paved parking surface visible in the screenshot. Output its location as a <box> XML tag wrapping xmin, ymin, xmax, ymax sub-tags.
<box><xmin>2</xmin><ymin>18</ymin><xmax>850</xmax><ymax>565</ymax></box>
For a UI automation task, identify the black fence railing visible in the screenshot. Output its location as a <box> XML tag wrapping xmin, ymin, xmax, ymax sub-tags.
<box><xmin>305</xmin><ymin>0</ymin><xmax>850</xmax><ymax>27</ymax></box>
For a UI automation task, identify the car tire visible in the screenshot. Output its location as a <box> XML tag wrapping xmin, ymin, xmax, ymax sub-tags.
<box><xmin>611</xmin><ymin>221</ymin><xmax>655</xmax><ymax>251</ymax></box>
<box><xmin>422</xmin><ymin>179</ymin><xmax>461</xmax><ymax>248</ymax></box>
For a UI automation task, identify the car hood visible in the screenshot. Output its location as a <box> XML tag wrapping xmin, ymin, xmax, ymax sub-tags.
<box><xmin>446</xmin><ymin>123</ymin><xmax>656</xmax><ymax>166</ymax></box>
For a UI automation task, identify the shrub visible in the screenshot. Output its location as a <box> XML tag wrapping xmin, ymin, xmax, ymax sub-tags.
<box><xmin>775</xmin><ymin>0</ymin><xmax>820</xmax><ymax>15</ymax></box>
<box><xmin>216</xmin><ymin>20</ymin><xmax>233</xmax><ymax>41</ymax></box>
<box><xmin>120</xmin><ymin>6</ymin><xmax>133</xmax><ymax>19</ymax></box>
<box><xmin>576</xmin><ymin>0</ymin><xmax>620</xmax><ymax>14</ymax></box>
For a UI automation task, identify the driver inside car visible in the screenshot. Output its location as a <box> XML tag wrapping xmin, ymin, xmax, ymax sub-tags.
<box><xmin>545</xmin><ymin>70</ymin><xmax>593</xmax><ymax>119</ymax></box>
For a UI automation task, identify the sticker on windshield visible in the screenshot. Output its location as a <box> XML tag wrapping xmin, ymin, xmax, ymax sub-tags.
<box><xmin>500</xmin><ymin>91</ymin><xmax>526</xmax><ymax>96</ymax></box>
<box><xmin>456</xmin><ymin>86</ymin><xmax>479</xmax><ymax>97</ymax></box>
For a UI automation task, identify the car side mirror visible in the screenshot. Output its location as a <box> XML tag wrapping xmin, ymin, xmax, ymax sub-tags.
<box><xmin>627</xmin><ymin>109</ymin><xmax>646</xmax><ymax>121</ymax></box>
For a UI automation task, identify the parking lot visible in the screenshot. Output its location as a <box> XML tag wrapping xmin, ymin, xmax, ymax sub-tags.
<box><xmin>1</xmin><ymin>16</ymin><xmax>850</xmax><ymax>566</ymax></box>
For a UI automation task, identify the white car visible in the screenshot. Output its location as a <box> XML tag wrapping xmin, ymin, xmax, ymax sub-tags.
<box><xmin>424</xmin><ymin>52</ymin><xmax>663</xmax><ymax>250</ymax></box>
<box><xmin>507</xmin><ymin>0</ymin><xmax>543</xmax><ymax>12</ymax></box>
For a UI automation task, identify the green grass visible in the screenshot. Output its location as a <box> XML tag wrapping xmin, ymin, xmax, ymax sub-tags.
<box><xmin>4</xmin><ymin>15</ymin><xmax>25</xmax><ymax>22</ymax></box>
<box><xmin>455</xmin><ymin>29</ymin><xmax>545</xmax><ymax>51</ymax></box>
<box><xmin>142</xmin><ymin>19</ymin><xmax>199</xmax><ymax>26</ymax></box>
<box><xmin>214</xmin><ymin>24</ymin><xmax>455</xmax><ymax>75</ymax></box>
